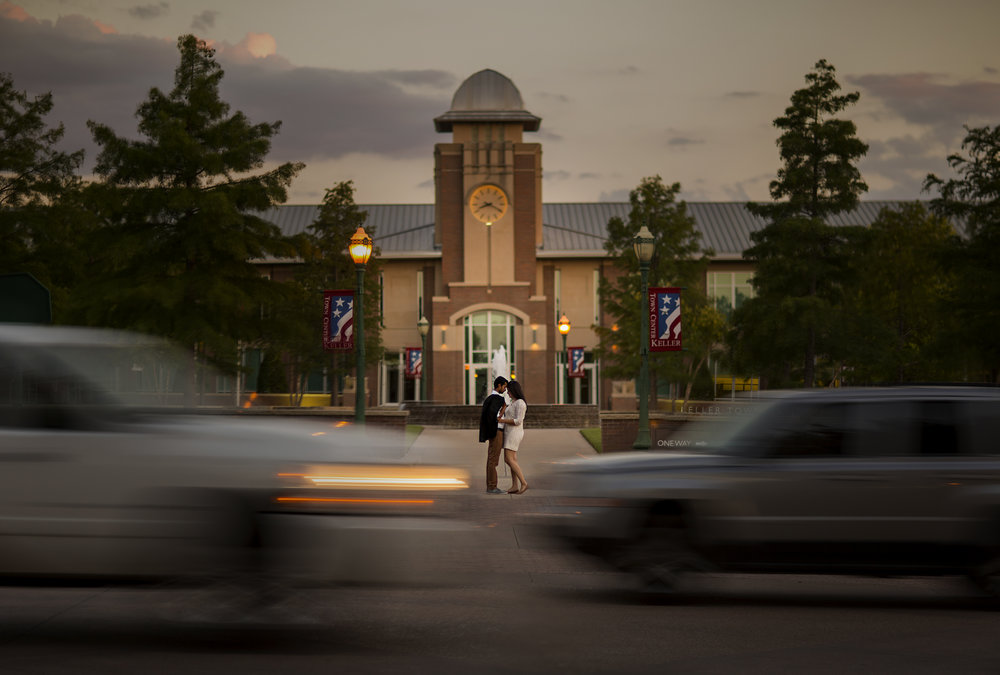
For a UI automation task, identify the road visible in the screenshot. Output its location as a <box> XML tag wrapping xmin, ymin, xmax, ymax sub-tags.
<box><xmin>1</xmin><ymin>428</ymin><xmax>999</xmax><ymax>673</ymax></box>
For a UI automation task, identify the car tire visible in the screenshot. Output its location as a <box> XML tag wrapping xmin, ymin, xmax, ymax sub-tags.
<box><xmin>621</xmin><ymin>514</ymin><xmax>707</xmax><ymax>597</ymax></box>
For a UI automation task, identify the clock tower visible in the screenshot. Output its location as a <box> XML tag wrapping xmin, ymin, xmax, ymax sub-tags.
<box><xmin>433</xmin><ymin>69</ymin><xmax>542</xmax><ymax>291</ymax></box>
<box><xmin>431</xmin><ymin>69</ymin><xmax>548</xmax><ymax>403</ymax></box>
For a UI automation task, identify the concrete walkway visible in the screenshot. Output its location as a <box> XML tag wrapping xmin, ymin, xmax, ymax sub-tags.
<box><xmin>403</xmin><ymin>427</ymin><xmax>598</xmax><ymax>491</ymax></box>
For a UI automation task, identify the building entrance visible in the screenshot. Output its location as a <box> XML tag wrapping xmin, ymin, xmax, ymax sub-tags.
<box><xmin>463</xmin><ymin>310</ymin><xmax>516</xmax><ymax>405</ymax></box>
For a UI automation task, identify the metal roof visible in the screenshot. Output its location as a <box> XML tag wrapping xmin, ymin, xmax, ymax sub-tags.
<box><xmin>258</xmin><ymin>201</ymin><xmax>926</xmax><ymax>261</ymax></box>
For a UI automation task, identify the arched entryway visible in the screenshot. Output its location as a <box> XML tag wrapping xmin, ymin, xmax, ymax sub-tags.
<box><xmin>462</xmin><ymin>310</ymin><xmax>517</xmax><ymax>404</ymax></box>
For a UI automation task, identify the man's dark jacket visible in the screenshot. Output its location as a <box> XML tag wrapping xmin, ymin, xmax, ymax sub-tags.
<box><xmin>479</xmin><ymin>392</ymin><xmax>504</xmax><ymax>442</ymax></box>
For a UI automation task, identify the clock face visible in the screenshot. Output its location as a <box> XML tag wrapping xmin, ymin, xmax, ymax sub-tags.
<box><xmin>469</xmin><ymin>184</ymin><xmax>509</xmax><ymax>225</ymax></box>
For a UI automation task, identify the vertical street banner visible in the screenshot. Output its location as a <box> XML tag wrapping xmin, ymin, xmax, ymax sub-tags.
<box><xmin>323</xmin><ymin>290</ymin><xmax>355</xmax><ymax>351</ymax></box>
<box><xmin>649</xmin><ymin>287</ymin><xmax>682</xmax><ymax>352</ymax></box>
<box><xmin>568</xmin><ymin>346</ymin><xmax>586</xmax><ymax>378</ymax></box>
<box><xmin>405</xmin><ymin>347</ymin><xmax>422</xmax><ymax>379</ymax></box>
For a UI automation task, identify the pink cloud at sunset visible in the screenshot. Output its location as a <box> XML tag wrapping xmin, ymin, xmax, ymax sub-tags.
<box><xmin>0</xmin><ymin>1</ymin><xmax>32</xmax><ymax>21</ymax></box>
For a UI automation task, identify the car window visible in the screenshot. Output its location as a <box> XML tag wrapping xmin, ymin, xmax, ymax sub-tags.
<box><xmin>760</xmin><ymin>402</ymin><xmax>848</xmax><ymax>458</ymax></box>
<box><xmin>918</xmin><ymin>401</ymin><xmax>961</xmax><ymax>456</ymax></box>
<box><xmin>845</xmin><ymin>401</ymin><xmax>916</xmax><ymax>457</ymax></box>
<box><xmin>962</xmin><ymin>400</ymin><xmax>1000</xmax><ymax>456</ymax></box>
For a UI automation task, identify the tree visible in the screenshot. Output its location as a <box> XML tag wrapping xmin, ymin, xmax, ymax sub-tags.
<box><xmin>0</xmin><ymin>72</ymin><xmax>85</xmax><ymax>293</ymax></box>
<box><xmin>593</xmin><ymin>176</ymin><xmax>717</xmax><ymax>405</ymax></box>
<box><xmin>278</xmin><ymin>181</ymin><xmax>383</xmax><ymax>405</ymax></box>
<box><xmin>79</xmin><ymin>36</ymin><xmax>303</xmax><ymax>374</ymax></box>
<box><xmin>738</xmin><ymin>59</ymin><xmax>869</xmax><ymax>387</ymax></box>
<box><xmin>839</xmin><ymin>203</ymin><xmax>955</xmax><ymax>384</ymax></box>
<box><xmin>924</xmin><ymin>124</ymin><xmax>1000</xmax><ymax>381</ymax></box>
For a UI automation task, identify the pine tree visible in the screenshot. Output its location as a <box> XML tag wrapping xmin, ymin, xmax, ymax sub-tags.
<box><xmin>81</xmin><ymin>36</ymin><xmax>303</xmax><ymax>369</ymax></box>
<box><xmin>738</xmin><ymin>60</ymin><xmax>868</xmax><ymax>387</ymax></box>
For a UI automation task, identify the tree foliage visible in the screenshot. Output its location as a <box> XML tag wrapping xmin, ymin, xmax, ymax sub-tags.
<box><xmin>593</xmin><ymin>176</ymin><xmax>718</xmax><ymax>402</ymax></box>
<box><xmin>276</xmin><ymin>181</ymin><xmax>383</xmax><ymax>404</ymax></box>
<box><xmin>839</xmin><ymin>203</ymin><xmax>956</xmax><ymax>384</ymax></box>
<box><xmin>736</xmin><ymin>60</ymin><xmax>868</xmax><ymax>387</ymax></box>
<box><xmin>748</xmin><ymin>59</ymin><xmax>868</xmax><ymax>222</ymax></box>
<box><xmin>0</xmin><ymin>72</ymin><xmax>85</xmax><ymax>295</ymax></box>
<box><xmin>924</xmin><ymin>124</ymin><xmax>1000</xmax><ymax>381</ymax></box>
<box><xmin>77</xmin><ymin>35</ymin><xmax>303</xmax><ymax>366</ymax></box>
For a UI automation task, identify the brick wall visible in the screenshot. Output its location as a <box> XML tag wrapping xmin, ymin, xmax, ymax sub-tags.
<box><xmin>599</xmin><ymin>412</ymin><xmax>692</xmax><ymax>453</ymax></box>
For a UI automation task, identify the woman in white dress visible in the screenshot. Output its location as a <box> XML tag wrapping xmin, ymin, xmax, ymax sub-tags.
<box><xmin>498</xmin><ymin>379</ymin><xmax>528</xmax><ymax>494</ymax></box>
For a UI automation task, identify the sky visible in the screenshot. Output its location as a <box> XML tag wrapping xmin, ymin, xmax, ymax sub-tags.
<box><xmin>2</xmin><ymin>0</ymin><xmax>999</xmax><ymax>206</ymax></box>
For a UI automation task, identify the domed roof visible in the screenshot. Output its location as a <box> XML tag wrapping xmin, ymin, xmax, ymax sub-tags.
<box><xmin>434</xmin><ymin>69</ymin><xmax>540</xmax><ymax>132</ymax></box>
<box><xmin>450</xmin><ymin>69</ymin><xmax>525</xmax><ymax>111</ymax></box>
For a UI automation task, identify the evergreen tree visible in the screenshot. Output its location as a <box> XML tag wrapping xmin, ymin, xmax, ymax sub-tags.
<box><xmin>593</xmin><ymin>176</ymin><xmax>718</xmax><ymax>404</ymax></box>
<box><xmin>278</xmin><ymin>181</ymin><xmax>383</xmax><ymax>405</ymax></box>
<box><xmin>924</xmin><ymin>124</ymin><xmax>1000</xmax><ymax>381</ymax></box>
<box><xmin>738</xmin><ymin>59</ymin><xmax>869</xmax><ymax>387</ymax></box>
<box><xmin>80</xmin><ymin>36</ymin><xmax>303</xmax><ymax>370</ymax></box>
<box><xmin>839</xmin><ymin>203</ymin><xmax>955</xmax><ymax>384</ymax></box>
<box><xmin>0</xmin><ymin>72</ymin><xmax>85</xmax><ymax>295</ymax></box>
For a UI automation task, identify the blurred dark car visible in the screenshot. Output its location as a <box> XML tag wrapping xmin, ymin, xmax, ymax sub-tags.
<box><xmin>0</xmin><ymin>325</ymin><xmax>470</xmax><ymax>592</ymax></box>
<box><xmin>542</xmin><ymin>387</ymin><xmax>1000</xmax><ymax>597</ymax></box>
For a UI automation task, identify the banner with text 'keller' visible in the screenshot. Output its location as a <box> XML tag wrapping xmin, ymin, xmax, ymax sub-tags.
<box><xmin>649</xmin><ymin>287</ymin><xmax>681</xmax><ymax>352</ymax></box>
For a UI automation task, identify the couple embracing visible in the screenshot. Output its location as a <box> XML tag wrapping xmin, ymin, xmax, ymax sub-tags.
<box><xmin>478</xmin><ymin>376</ymin><xmax>529</xmax><ymax>495</ymax></box>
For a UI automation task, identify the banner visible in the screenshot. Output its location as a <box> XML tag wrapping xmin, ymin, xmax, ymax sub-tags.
<box><xmin>323</xmin><ymin>290</ymin><xmax>355</xmax><ymax>351</ymax></box>
<box><xmin>649</xmin><ymin>287</ymin><xmax>682</xmax><ymax>352</ymax></box>
<box><xmin>568</xmin><ymin>346</ymin><xmax>586</xmax><ymax>378</ymax></box>
<box><xmin>405</xmin><ymin>347</ymin><xmax>422</xmax><ymax>379</ymax></box>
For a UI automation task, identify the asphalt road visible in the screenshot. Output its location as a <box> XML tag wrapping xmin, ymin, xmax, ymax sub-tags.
<box><xmin>1</xmin><ymin>429</ymin><xmax>999</xmax><ymax>673</ymax></box>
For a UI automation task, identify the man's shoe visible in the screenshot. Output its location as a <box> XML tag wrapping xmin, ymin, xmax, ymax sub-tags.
<box><xmin>486</xmin><ymin>488</ymin><xmax>505</xmax><ymax>494</ymax></box>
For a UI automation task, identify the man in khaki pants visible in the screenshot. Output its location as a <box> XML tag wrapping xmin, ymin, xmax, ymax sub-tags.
<box><xmin>478</xmin><ymin>376</ymin><xmax>508</xmax><ymax>494</ymax></box>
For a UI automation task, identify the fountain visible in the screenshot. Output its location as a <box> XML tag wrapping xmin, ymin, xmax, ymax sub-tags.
<box><xmin>491</xmin><ymin>345</ymin><xmax>510</xmax><ymax>382</ymax></box>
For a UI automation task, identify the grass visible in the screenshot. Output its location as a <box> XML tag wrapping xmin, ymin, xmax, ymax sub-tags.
<box><xmin>580</xmin><ymin>427</ymin><xmax>602</xmax><ymax>453</ymax></box>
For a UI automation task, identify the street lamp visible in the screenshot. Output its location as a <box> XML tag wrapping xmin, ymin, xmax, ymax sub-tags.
<box><xmin>632</xmin><ymin>224</ymin><xmax>655</xmax><ymax>449</ymax></box>
<box><xmin>349</xmin><ymin>226</ymin><xmax>373</xmax><ymax>423</ymax></box>
<box><xmin>557</xmin><ymin>314</ymin><xmax>571</xmax><ymax>404</ymax></box>
<box><xmin>417</xmin><ymin>315</ymin><xmax>429</xmax><ymax>402</ymax></box>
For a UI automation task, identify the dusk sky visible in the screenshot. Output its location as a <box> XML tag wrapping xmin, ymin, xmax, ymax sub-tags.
<box><xmin>3</xmin><ymin>0</ymin><xmax>999</xmax><ymax>206</ymax></box>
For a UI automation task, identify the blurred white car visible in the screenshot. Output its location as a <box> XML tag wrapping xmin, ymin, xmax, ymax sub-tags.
<box><xmin>0</xmin><ymin>325</ymin><xmax>470</xmax><ymax>589</ymax></box>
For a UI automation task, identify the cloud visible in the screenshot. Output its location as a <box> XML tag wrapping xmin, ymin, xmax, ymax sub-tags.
<box><xmin>544</xmin><ymin>170</ymin><xmax>572</xmax><ymax>181</ymax></box>
<box><xmin>667</xmin><ymin>136</ymin><xmax>704</xmax><ymax>147</ymax></box>
<box><xmin>0</xmin><ymin>11</ymin><xmax>454</xmax><ymax>167</ymax></box>
<box><xmin>0</xmin><ymin>1</ymin><xmax>31</xmax><ymax>21</ymax></box>
<box><xmin>849</xmin><ymin>72</ymin><xmax>1000</xmax><ymax>129</ymax></box>
<box><xmin>191</xmin><ymin>10</ymin><xmax>217</xmax><ymax>31</ymax></box>
<box><xmin>724</xmin><ymin>91</ymin><xmax>760</xmax><ymax>98</ymax></box>
<box><xmin>598</xmin><ymin>188</ymin><xmax>630</xmax><ymax>202</ymax></box>
<box><xmin>128</xmin><ymin>3</ymin><xmax>168</xmax><ymax>20</ymax></box>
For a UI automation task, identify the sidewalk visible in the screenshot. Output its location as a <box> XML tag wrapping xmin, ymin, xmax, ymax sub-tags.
<box><xmin>402</xmin><ymin>427</ymin><xmax>598</xmax><ymax>491</ymax></box>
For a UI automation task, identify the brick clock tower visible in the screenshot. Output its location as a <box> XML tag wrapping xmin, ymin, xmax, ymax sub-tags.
<box><xmin>430</xmin><ymin>69</ymin><xmax>550</xmax><ymax>404</ymax></box>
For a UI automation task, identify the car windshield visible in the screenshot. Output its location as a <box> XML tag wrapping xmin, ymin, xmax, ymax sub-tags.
<box><xmin>0</xmin><ymin>329</ymin><xmax>227</xmax><ymax>412</ymax></box>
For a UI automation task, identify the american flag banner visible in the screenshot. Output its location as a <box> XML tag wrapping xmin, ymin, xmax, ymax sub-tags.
<box><xmin>568</xmin><ymin>346</ymin><xmax>586</xmax><ymax>378</ymax></box>
<box><xmin>323</xmin><ymin>290</ymin><xmax>355</xmax><ymax>351</ymax></box>
<box><xmin>405</xmin><ymin>347</ymin><xmax>422</xmax><ymax>379</ymax></box>
<box><xmin>649</xmin><ymin>287</ymin><xmax>682</xmax><ymax>352</ymax></box>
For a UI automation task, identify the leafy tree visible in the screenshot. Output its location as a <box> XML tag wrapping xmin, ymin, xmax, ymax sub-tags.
<box><xmin>924</xmin><ymin>124</ymin><xmax>1000</xmax><ymax>381</ymax></box>
<box><xmin>78</xmin><ymin>35</ymin><xmax>303</xmax><ymax>375</ymax></box>
<box><xmin>839</xmin><ymin>203</ymin><xmax>955</xmax><ymax>384</ymax></box>
<box><xmin>0</xmin><ymin>72</ymin><xmax>85</xmax><ymax>301</ymax></box>
<box><xmin>278</xmin><ymin>181</ymin><xmax>383</xmax><ymax>405</ymax></box>
<box><xmin>593</xmin><ymin>176</ymin><xmax>717</xmax><ymax>405</ymax></box>
<box><xmin>738</xmin><ymin>59</ymin><xmax>869</xmax><ymax>387</ymax></box>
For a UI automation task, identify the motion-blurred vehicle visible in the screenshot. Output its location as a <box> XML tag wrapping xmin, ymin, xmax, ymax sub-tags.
<box><xmin>543</xmin><ymin>387</ymin><xmax>1000</xmax><ymax>598</ymax></box>
<box><xmin>0</xmin><ymin>325</ymin><xmax>470</xmax><ymax>592</ymax></box>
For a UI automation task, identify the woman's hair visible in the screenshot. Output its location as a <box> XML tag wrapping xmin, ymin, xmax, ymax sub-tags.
<box><xmin>506</xmin><ymin>379</ymin><xmax>525</xmax><ymax>402</ymax></box>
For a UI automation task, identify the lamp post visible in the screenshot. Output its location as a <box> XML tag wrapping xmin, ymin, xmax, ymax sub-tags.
<box><xmin>557</xmin><ymin>314</ymin><xmax>571</xmax><ymax>404</ymax></box>
<box><xmin>633</xmin><ymin>224</ymin><xmax>655</xmax><ymax>449</ymax></box>
<box><xmin>349</xmin><ymin>226</ymin><xmax>373</xmax><ymax>423</ymax></box>
<box><xmin>416</xmin><ymin>315</ymin><xmax>429</xmax><ymax>402</ymax></box>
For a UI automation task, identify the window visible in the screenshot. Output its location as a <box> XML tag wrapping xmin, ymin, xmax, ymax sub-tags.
<box><xmin>708</xmin><ymin>271</ymin><xmax>754</xmax><ymax>315</ymax></box>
